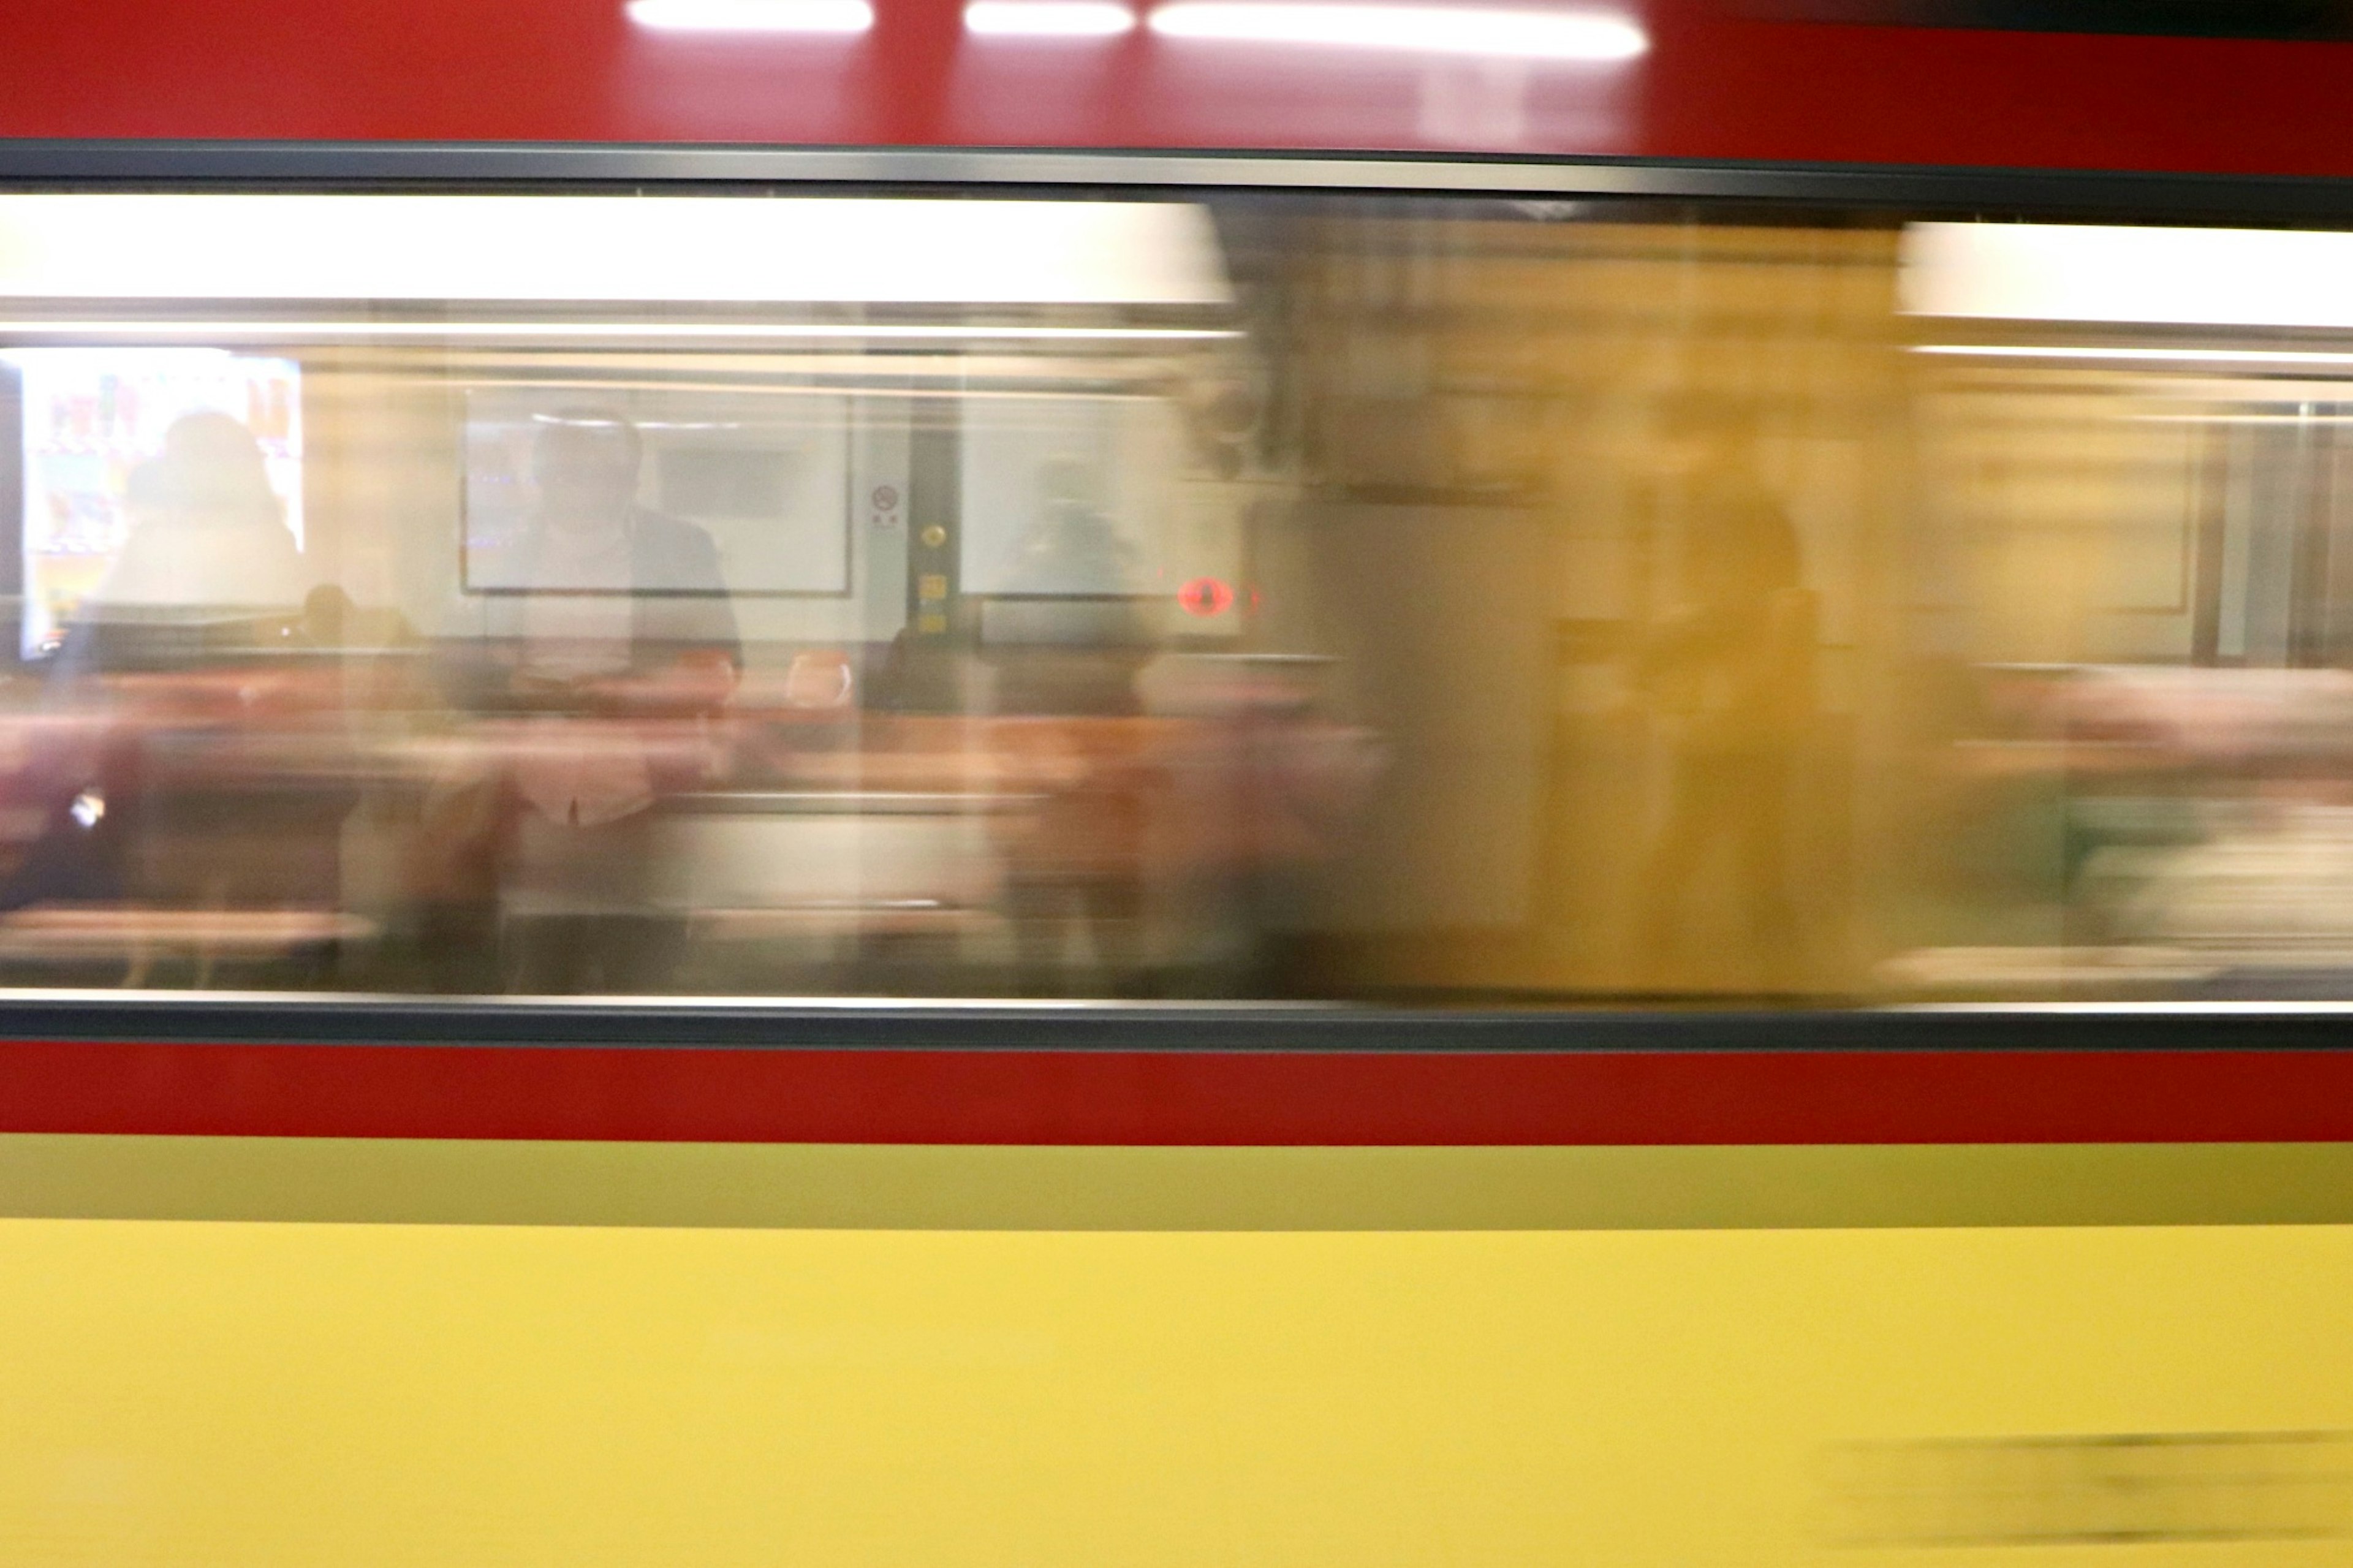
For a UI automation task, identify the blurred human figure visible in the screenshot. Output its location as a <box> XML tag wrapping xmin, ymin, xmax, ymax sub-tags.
<box><xmin>6</xmin><ymin>413</ymin><xmax>318</xmax><ymax>925</ymax></box>
<box><xmin>990</xmin><ymin>718</ymin><xmax>1153</xmax><ymax>996</ymax></box>
<box><xmin>479</xmin><ymin>409</ymin><xmax>740</xmax><ymax>707</ymax></box>
<box><xmin>83</xmin><ymin>411</ymin><xmax>308</xmax><ymax>619</ymax></box>
<box><xmin>1001</xmin><ymin>456</ymin><xmax>1145</xmax><ymax>599</ymax></box>
<box><xmin>987</xmin><ymin>456</ymin><xmax>1156</xmax><ymax>717</ymax></box>
<box><xmin>1140</xmin><ymin>654</ymin><xmax>1382</xmax><ymax>994</ymax></box>
<box><xmin>1634</xmin><ymin>396</ymin><xmax>1819</xmax><ymax>991</ymax></box>
<box><xmin>2031</xmin><ymin>668</ymin><xmax>2353</xmax><ymax>991</ymax></box>
<box><xmin>431</xmin><ymin>409</ymin><xmax>740</xmax><ymax>993</ymax></box>
<box><xmin>57</xmin><ymin>411</ymin><xmax>308</xmax><ymax>678</ymax></box>
<box><xmin>980</xmin><ymin>456</ymin><xmax>1162</xmax><ymax>991</ymax></box>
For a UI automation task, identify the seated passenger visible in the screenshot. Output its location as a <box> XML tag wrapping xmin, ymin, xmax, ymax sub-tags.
<box><xmin>471</xmin><ymin>408</ymin><xmax>740</xmax><ymax>712</ymax></box>
<box><xmin>38</xmin><ymin>428</ymin><xmax>343</xmax><ymax>920</ymax></box>
<box><xmin>65</xmin><ymin>411</ymin><xmax>309</xmax><ymax>661</ymax></box>
<box><xmin>433</xmin><ymin>409</ymin><xmax>740</xmax><ymax>993</ymax></box>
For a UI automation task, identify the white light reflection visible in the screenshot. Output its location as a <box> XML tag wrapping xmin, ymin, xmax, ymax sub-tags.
<box><xmin>966</xmin><ymin>0</ymin><xmax>1137</xmax><ymax>34</ymax></box>
<box><xmin>625</xmin><ymin>0</ymin><xmax>874</xmax><ymax>32</ymax></box>
<box><xmin>1915</xmin><ymin>345</ymin><xmax>2353</xmax><ymax>369</ymax></box>
<box><xmin>0</xmin><ymin>194</ymin><xmax>1232</xmax><ymax>306</ymax></box>
<box><xmin>2133</xmin><ymin>412</ymin><xmax>2353</xmax><ymax>424</ymax></box>
<box><xmin>1905</xmin><ymin>222</ymin><xmax>2353</xmax><ymax>331</ymax></box>
<box><xmin>0</xmin><ymin>320</ymin><xmax>1238</xmax><ymax>343</ymax></box>
<box><xmin>1146</xmin><ymin>1</ymin><xmax>1646</xmax><ymax>60</ymax></box>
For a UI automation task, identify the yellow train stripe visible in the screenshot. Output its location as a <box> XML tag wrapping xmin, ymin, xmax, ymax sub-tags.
<box><xmin>9</xmin><ymin>1132</ymin><xmax>2353</xmax><ymax>1227</ymax></box>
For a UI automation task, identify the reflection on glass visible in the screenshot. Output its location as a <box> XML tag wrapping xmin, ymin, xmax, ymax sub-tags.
<box><xmin>1634</xmin><ymin>395</ymin><xmax>1818</xmax><ymax>992</ymax></box>
<box><xmin>10</xmin><ymin>191</ymin><xmax>2353</xmax><ymax>1004</ymax></box>
<box><xmin>6</xmin><ymin>348</ymin><xmax>303</xmax><ymax>656</ymax></box>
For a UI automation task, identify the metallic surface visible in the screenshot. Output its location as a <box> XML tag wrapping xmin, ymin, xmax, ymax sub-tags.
<box><xmin>4</xmin><ymin>143</ymin><xmax>2353</xmax><ymax>221</ymax></box>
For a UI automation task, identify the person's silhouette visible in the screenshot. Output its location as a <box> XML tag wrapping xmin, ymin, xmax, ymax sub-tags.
<box><xmin>1634</xmin><ymin>400</ymin><xmax>1819</xmax><ymax>990</ymax></box>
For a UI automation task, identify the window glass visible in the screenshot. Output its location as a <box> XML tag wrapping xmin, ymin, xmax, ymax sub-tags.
<box><xmin>0</xmin><ymin>188</ymin><xmax>2342</xmax><ymax>1004</ymax></box>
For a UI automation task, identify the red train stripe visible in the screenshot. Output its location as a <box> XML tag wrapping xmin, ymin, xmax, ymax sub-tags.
<box><xmin>6</xmin><ymin>1040</ymin><xmax>2353</xmax><ymax>1144</ymax></box>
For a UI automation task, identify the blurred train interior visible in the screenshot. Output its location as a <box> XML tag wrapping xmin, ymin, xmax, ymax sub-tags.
<box><xmin>8</xmin><ymin>191</ymin><xmax>2353</xmax><ymax>1004</ymax></box>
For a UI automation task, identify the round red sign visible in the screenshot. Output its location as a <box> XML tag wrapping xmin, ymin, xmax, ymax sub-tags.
<box><xmin>1178</xmin><ymin>577</ymin><xmax>1235</xmax><ymax>617</ymax></box>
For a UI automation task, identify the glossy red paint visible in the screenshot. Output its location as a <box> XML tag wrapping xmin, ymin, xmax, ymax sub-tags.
<box><xmin>8</xmin><ymin>1039</ymin><xmax>2353</xmax><ymax>1144</ymax></box>
<box><xmin>0</xmin><ymin>0</ymin><xmax>2351</xmax><ymax>176</ymax></box>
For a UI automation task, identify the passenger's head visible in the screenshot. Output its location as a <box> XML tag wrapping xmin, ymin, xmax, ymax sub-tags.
<box><xmin>142</xmin><ymin>412</ymin><xmax>284</xmax><ymax>531</ymax></box>
<box><xmin>531</xmin><ymin>409</ymin><xmax>642</xmax><ymax>533</ymax></box>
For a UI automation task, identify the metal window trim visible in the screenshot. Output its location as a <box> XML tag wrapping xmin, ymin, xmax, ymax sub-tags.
<box><xmin>0</xmin><ymin>141</ymin><xmax>2352</xmax><ymax>222</ymax></box>
<box><xmin>0</xmin><ymin>991</ymin><xmax>2349</xmax><ymax>1048</ymax></box>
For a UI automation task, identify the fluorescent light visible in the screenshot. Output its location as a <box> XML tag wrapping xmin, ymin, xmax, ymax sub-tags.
<box><xmin>1146</xmin><ymin>2</ymin><xmax>1646</xmax><ymax>60</ymax></box>
<box><xmin>1915</xmin><ymin>344</ymin><xmax>2353</xmax><ymax>368</ymax></box>
<box><xmin>966</xmin><ymin>0</ymin><xmax>1137</xmax><ymax>34</ymax></box>
<box><xmin>0</xmin><ymin>321</ymin><xmax>1239</xmax><ymax>342</ymax></box>
<box><xmin>1906</xmin><ymin>222</ymin><xmax>2353</xmax><ymax>330</ymax></box>
<box><xmin>0</xmin><ymin>195</ymin><xmax>1233</xmax><ymax>306</ymax></box>
<box><xmin>2132</xmin><ymin>412</ymin><xmax>2353</xmax><ymax>424</ymax></box>
<box><xmin>625</xmin><ymin>0</ymin><xmax>873</xmax><ymax>32</ymax></box>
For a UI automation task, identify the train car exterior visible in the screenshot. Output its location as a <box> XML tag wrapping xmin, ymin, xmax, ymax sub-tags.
<box><xmin>8</xmin><ymin>2</ymin><xmax>2353</xmax><ymax>1564</ymax></box>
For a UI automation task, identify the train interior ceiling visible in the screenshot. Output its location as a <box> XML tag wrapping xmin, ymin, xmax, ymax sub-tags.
<box><xmin>1</xmin><ymin>188</ymin><xmax>2349</xmax><ymax>1003</ymax></box>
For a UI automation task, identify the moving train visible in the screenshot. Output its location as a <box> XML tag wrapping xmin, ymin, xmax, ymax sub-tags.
<box><xmin>4</xmin><ymin>1</ymin><xmax>2353</xmax><ymax>1563</ymax></box>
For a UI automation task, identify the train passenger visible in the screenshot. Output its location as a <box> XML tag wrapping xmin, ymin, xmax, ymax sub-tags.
<box><xmin>78</xmin><ymin>411</ymin><xmax>309</xmax><ymax>631</ymax></box>
<box><xmin>0</xmin><ymin>412</ymin><xmax>320</xmax><ymax>926</ymax></box>
<box><xmin>470</xmin><ymin>409</ymin><xmax>741</xmax><ymax>704</ymax></box>
<box><xmin>425</xmin><ymin>409</ymin><xmax>741</xmax><ymax>993</ymax></box>
<box><xmin>983</xmin><ymin>458</ymin><xmax>1158</xmax><ymax>993</ymax></box>
<box><xmin>1633</xmin><ymin>396</ymin><xmax>1820</xmax><ymax>992</ymax></box>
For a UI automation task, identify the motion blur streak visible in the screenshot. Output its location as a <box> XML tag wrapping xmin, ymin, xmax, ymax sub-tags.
<box><xmin>964</xmin><ymin>0</ymin><xmax>1137</xmax><ymax>34</ymax></box>
<box><xmin>1145</xmin><ymin>2</ymin><xmax>1650</xmax><ymax>59</ymax></box>
<box><xmin>1914</xmin><ymin>345</ymin><xmax>2353</xmax><ymax>366</ymax></box>
<box><xmin>623</xmin><ymin>0</ymin><xmax>875</xmax><ymax>31</ymax></box>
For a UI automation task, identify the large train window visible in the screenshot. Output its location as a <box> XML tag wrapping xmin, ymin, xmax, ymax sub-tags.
<box><xmin>0</xmin><ymin>186</ymin><xmax>2345</xmax><ymax>1004</ymax></box>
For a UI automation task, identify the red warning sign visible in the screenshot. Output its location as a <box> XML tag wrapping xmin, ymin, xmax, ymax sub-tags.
<box><xmin>1178</xmin><ymin>577</ymin><xmax>1235</xmax><ymax>618</ymax></box>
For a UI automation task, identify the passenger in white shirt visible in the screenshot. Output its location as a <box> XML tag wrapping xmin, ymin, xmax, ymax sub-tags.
<box><xmin>459</xmin><ymin>410</ymin><xmax>740</xmax><ymax>991</ymax></box>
